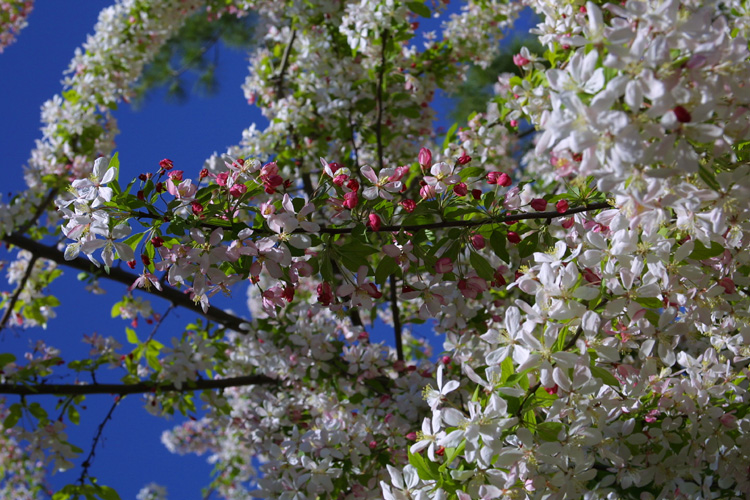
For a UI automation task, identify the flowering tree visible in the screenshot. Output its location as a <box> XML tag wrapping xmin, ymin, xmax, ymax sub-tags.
<box><xmin>2</xmin><ymin>0</ymin><xmax>750</xmax><ymax>498</ymax></box>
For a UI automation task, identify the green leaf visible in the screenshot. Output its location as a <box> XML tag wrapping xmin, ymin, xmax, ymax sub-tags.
<box><xmin>374</xmin><ymin>257</ymin><xmax>399</xmax><ymax>285</ymax></box>
<box><xmin>406</xmin><ymin>1</ymin><xmax>431</xmax><ymax>17</ymax></box>
<box><xmin>490</xmin><ymin>230</ymin><xmax>510</xmax><ymax>263</ymax></box>
<box><xmin>2</xmin><ymin>404</ymin><xmax>22</xmax><ymax>429</ymax></box>
<box><xmin>469</xmin><ymin>252</ymin><xmax>495</xmax><ymax>281</ymax></box>
<box><xmin>688</xmin><ymin>240</ymin><xmax>724</xmax><ymax>260</ymax></box>
<box><xmin>536</xmin><ymin>421</ymin><xmax>563</xmax><ymax>442</ymax></box>
<box><xmin>408</xmin><ymin>448</ymin><xmax>439</xmax><ymax>481</ymax></box>
<box><xmin>67</xmin><ymin>405</ymin><xmax>81</xmax><ymax>426</ymax></box>
<box><xmin>590</xmin><ymin>365</ymin><xmax>620</xmax><ymax>388</ymax></box>
<box><xmin>458</xmin><ymin>166</ymin><xmax>485</xmax><ymax>181</ymax></box>
<box><xmin>635</xmin><ymin>297</ymin><xmax>663</xmax><ymax>309</ymax></box>
<box><xmin>442</xmin><ymin>122</ymin><xmax>459</xmax><ymax>151</ymax></box>
<box><xmin>517</xmin><ymin>232</ymin><xmax>539</xmax><ymax>259</ymax></box>
<box><xmin>126</xmin><ymin>328</ymin><xmax>140</xmax><ymax>345</ymax></box>
<box><xmin>0</xmin><ymin>353</ymin><xmax>16</xmax><ymax>368</ymax></box>
<box><xmin>96</xmin><ymin>485</ymin><xmax>121</xmax><ymax>500</ymax></box>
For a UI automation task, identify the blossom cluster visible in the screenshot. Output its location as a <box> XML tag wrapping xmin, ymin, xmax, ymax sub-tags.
<box><xmin>0</xmin><ymin>0</ymin><xmax>33</xmax><ymax>53</ymax></box>
<box><xmin>3</xmin><ymin>0</ymin><xmax>750</xmax><ymax>498</ymax></box>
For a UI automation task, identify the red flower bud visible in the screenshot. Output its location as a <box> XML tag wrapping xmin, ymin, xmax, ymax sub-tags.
<box><xmin>673</xmin><ymin>105</ymin><xmax>691</xmax><ymax>123</ymax></box>
<box><xmin>199</xmin><ymin>168</ymin><xmax>209</xmax><ymax>179</ymax></box>
<box><xmin>561</xmin><ymin>217</ymin><xmax>574</xmax><ymax>229</ymax></box>
<box><xmin>150</xmin><ymin>236</ymin><xmax>164</xmax><ymax>247</ymax></box>
<box><xmin>555</xmin><ymin>199</ymin><xmax>569</xmax><ymax>213</ymax></box>
<box><xmin>530</xmin><ymin>198</ymin><xmax>547</xmax><ymax>211</ymax></box>
<box><xmin>191</xmin><ymin>201</ymin><xmax>204</xmax><ymax>215</ymax></box>
<box><xmin>159</xmin><ymin>158</ymin><xmax>174</xmax><ymax>170</ymax></box>
<box><xmin>400</xmin><ymin>199</ymin><xmax>416</xmax><ymax>212</ymax></box>
<box><xmin>457</xmin><ymin>154</ymin><xmax>471</xmax><ymax>165</ymax></box>
<box><xmin>471</xmin><ymin>189</ymin><xmax>482</xmax><ymax>200</ymax></box>
<box><xmin>453</xmin><ymin>182</ymin><xmax>468</xmax><ymax>196</ymax></box>
<box><xmin>507</xmin><ymin>231</ymin><xmax>521</xmax><ymax>244</ymax></box>
<box><xmin>346</xmin><ymin>179</ymin><xmax>360</xmax><ymax>192</ymax></box>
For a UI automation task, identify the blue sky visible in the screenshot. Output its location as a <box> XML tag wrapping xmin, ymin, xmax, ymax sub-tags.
<box><xmin>1</xmin><ymin>3</ymin><xmax>261</xmax><ymax>498</ymax></box>
<box><xmin>0</xmin><ymin>3</ymin><xmax>535</xmax><ymax>498</ymax></box>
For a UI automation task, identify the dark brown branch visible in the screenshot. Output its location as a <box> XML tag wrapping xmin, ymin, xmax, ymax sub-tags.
<box><xmin>0</xmin><ymin>254</ymin><xmax>39</xmax><ymax>332</ymax></box>
<box><xmin>1</xmin><ymin>233</ymin><xmax>250</xmax><ymax>332</ymax></box>
<box><xmin>314</xmin><ymin>201</ymin><xmax>611</xmax><ymax>235</ymax></box>
<box><xmin>131</xmin><ymin>201</ymin><xmax>611</xmax><ymax>235</ymax></box>
<box><xmin>375</xmin><ymin>30</ymin><xmax>388</xmax><ymax>171</ymax></box>
<box><xmin>78</xmin><ymin>398</ymin><xmax>120</xmax><ymax>485</ymax></box>
<box><xmin>274</xmin><ymin>29</ymin><xmax>297</xmax><ymax>99</ymax></box>
<box><xmin>389</xmin><ymin>274</ymin><xmax>403</xmax><ymax>362</ymax></box>
<box><xmin>0</xmin><ymin>374</ymin><xmax>276</xmax><ymax>396</ymax></box>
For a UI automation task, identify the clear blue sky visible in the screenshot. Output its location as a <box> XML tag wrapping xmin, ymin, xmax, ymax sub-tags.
<box><xmin>0</xmin><ymin>3</ymin><xmax>534</xmax><ymax>498</ymax></box>
<box><xmin>1</xmin><ymin>3</ymin><xmax>262</xmax><ymax>498</ymax></box>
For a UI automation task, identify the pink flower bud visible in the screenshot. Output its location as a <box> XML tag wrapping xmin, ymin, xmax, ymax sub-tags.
<box><xmin>719</xmin><ymin>277</ymin><xmax>736</xmax><ymax>294</ymax></box>
<box><xmin>159</xmin><ymin>158</ymin><xmax>174</xmax><ymax>170</ymax></box>
<box><xmin>530</xmin><ymin>198</ymin><xmax>547</xmax><ymax>211</ymax></box>
<box><xmin>368</xmin><ymin>214</ymin><xmax>382</xmax><ymax>232</ymax></box>
<box><xmin>420</xmin><ymin>184</ymin><xmax>436</xmax><ymax>200</ymax></box>
<box><xmin>555</xmin><ymin>199</ymin><xmax>569</xmax><ymax>213</ymax></box>
<box><xmin>457</xmin><ymin>154</ymin><xmax>471</xmax><ymax>165</ymax></box>
<box><xmin>441</xmin><ymin>356</ymin><xmax>451</xmax><ymax>365</ymax></box>
<box><xmin>168</xmin><ymin>170</ymin><xmax>183</xmax><ymax>181</ymax></box>
<box><xmin>513</xmin><ymin>54</ymin><xmax>530</xmax><ymax>66</ymax></box>
<box><xmin>229</xmin><ymin>183</ymin><xmax>247</xmax><ymax>198</ymax></box>
<box><xmin>418</xmin><ymin>147</ymin><xmax>432</xmax><ymax>169</ymax></box>
<box><xmin>150</xmin><ymin>236</ymin><xmax>164</xmax><ymax>247</ymax></box>
<box><xmin>435</xmin><ymin>257</ymin><xmax>453</xmax><ymax>274</ymax></box>
<box><xmin>510</xmin><ymin>119</ymin><xmax>519</xmax><ymax>127</ymax></box>
<box><xmin>343</xmin><ymin>191</ymin><xmax>358</xmax><ymax>209</ymax></box>
<box><xmin>453</xmin><ymin>182</ymin><xmax>468</xmax><ymax>196</ymax></box>
<box><xmin>199</xmin><ymin>168</ymin><xmax>209</xmax><ymax>179</ymax></box>
<box><xmin>471</xmin><ymin>234</ymin><xmax>485</xmax><ymax>250</ymax></box>
<box><xmin>191</xmin><ymin>201</ymin><xmax>204</xmax><ymax>215</ymax></box>
<box><xmin>562</xmin><ymin>218</ymin><xmax>574</xmax><ymax>229</ymax></box>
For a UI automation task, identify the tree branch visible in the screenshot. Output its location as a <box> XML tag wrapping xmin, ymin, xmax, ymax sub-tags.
<box><xmin>389</xmin><ymin>274</ymin><xmax>403</xmax><ymax>362</ymax></box>
<box><xmin>0</xmin><ymin>254</ymin><xmax>39</xmax><ymax>332</ymax></box>
<box><xmin>1</xmin><ymin>233</ymin><xmax>250</xmax><ymax>332</ymax></box>
<box><xmin>0</xmin><ymin>374</ymin><xmax>276</xmax><ymax>396</ymax></box>
<box><xmin>274</xmin><ymin>29</ymin><xmax>297</xmax><ymax>99</ymax></box>
<box><xmin>375</xmin><ymin>30</ymin><xmax>388</xmax><ymax>171</ymax></box>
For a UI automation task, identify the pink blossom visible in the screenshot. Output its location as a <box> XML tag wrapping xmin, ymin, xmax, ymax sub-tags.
<box><xmin>434</xmin><ymin>257</ymin><xmax>453</xmax><ymax>274</ymax></box>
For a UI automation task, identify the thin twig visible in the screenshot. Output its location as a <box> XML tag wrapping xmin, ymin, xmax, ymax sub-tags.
<box><xmin>0</xmin><ymin>373</ymin><xmax>276</xmax><ymax>396</ymax></box>
<box><xmin>389</xmin><ymin>274</ymin><xmax>403</xmax><ymax>362</ymax></box>
<box><xmin>145</xmin><ymin>304</ymin><xmax>174</xmax><ymax>344</ymax></box>
<box><xmin>516</xmin><ymin>382</ymin><xmax>541</xmax><ymax>419</ymax></box>
<box><xmin>0</xmin><ymin>254</ymin><xmax>39</xmax><ymax>333</ymax></box>
<box><xmin>78</xmin><ymin>398</ymin><xmax>121</xmax><ymax>485</ymax></box>
<box><xmin>348</xmin><ymin>109</ymin><xmax>361</xmax><ymax>168</ymax></box>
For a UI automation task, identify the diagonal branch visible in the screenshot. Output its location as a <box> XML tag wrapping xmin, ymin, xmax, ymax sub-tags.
<box><xmin>1</xmin><ymin>233</ymin><xmax>249</xmax><ymax>332</ymax></box>
<box><xmin>78</xmin><ymin>398</ymin><xmax>120</xmax><ymax>485</ymax></box>
<box><xmin>0</xmin><ymin>373</ymin><xmax>276</xmax><ymax>396</ymax></box>
<box><xmin>274</xmin><ymin>29</ymin><xmax>297</xmax><ymax>99</ymax></box>
<box><xmin>0</xmin><ymin>254</ymin><xmax>39</xmax><ymax>332</ymax></box>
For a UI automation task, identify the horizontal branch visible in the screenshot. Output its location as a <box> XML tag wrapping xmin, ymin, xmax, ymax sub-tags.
<box><xmin>2</xmin><ymin>233</ymin><xmax>249</xmax><ymax>332</ymax></box>
<box><xmin>0</xmin><ymin>374</ymin><xmax>276</xmax><ymax>396</ymax></box>
<box><xmin>317</xmin><ymin>201</ymin><xmax>612</xmax><ymax>235</ymax></box>
<box><xmin>132</xmin><ymin>201</ymin><xmax>612</xmax><ymax>235</ymax></box>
